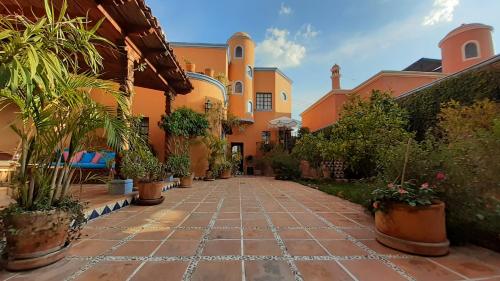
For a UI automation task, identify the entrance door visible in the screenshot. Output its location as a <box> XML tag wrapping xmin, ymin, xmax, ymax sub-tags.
<box><xmin>231</xmin><ymin>143</ymin><xmax>244</xmax><ymax>174</ymax></box>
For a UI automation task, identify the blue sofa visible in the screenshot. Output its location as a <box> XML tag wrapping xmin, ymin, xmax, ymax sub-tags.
<box><xmin>53</xmin><ymin>151</ymin><xmax>115</xmax><ymax>169</ymax></box>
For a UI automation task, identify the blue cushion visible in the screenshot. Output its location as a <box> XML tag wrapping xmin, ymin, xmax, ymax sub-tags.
<box><xmin>98</xmin><ymin>152</ymin><xmax>116</xmax><ymax>165</ymax></box>
<box><xmin>72</xmin><ymin>163</ymin><xmax>107</xmax><ymax>169</ymax></box>
<box><xmin>80</xmin><ymin>152</ymin><xmax>95</xmax><ymax>163</ymax></box>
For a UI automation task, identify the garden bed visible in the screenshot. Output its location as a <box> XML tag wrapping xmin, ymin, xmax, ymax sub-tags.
<box><xmin>296</xmin><ymin>179</ymin><xmax>375</xmax><ymax>208</ymax></box>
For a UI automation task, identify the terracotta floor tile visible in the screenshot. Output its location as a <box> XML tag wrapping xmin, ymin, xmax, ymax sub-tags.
<box><xmin>319</xmin><ymin>240</ymin><xmax>367</xmax><ymax>256</ymax></box>
<box><xmin>296</xmin><ymin>261</ymin><xmax>354</xmax><ymax>281</ymax></box>
<box><xmin>244</xmin><ymin>240</ymin><xmax>282</xmax><ymax>256</ymax></box>
<box><xmin>340</xmin><ymin>259</ymin><xmax>407</xmax><ymax>281</ymax></box>
<box><xmin>214</xmin><ymin>219</ymin><xmax>241</xmax><ymax>227</ymax></box>
<box><xmin>284</xmin><ymin>240</ymin><xmax>328</xmax><ymax>256</ymax></box>
<box><xmin>209</xmin><ymin>228</ymin><xmax>241</xmax><ymax>239</ymax></box>
<box><xmin>307</xmin><ymin>229</ymin><xmax>347</xmax><ymax>240</ymax></box>
<box><xmin>430</xmin><ymin>250</ymin><xmax>500</xmax><ymax>279</ymax></box>
<box><xmin>153</xmin><ymin>240</ymin><xmax>199</xmax><ymax>256</ymax></box>
<box><xmin>218</xmin><ymin>212</ymin><xmax>240</xmax><ymax>219</ymax></box>
<box><xmin>344</xmin><ymin>228</ymin><xmax>376</xmax><ymax>239</ymax></box>
<box><xmin>86</xmin><ymin>218</ymin><xmax>124</xmax><ymax>228</ymax></box>
<box><xmin>68</xmin><ymin>240</ymin><xmax>117</xmax><ymax>256</ymax></box>
<box><xmin>130</xmin><ymin>261</ymin><xmax>188</xmax><ymax>281</ymax></box>
<box><xmin>75</xmin><ymin>261</ymin><xmax>140</xmax><ymax>281</ymax></box>
<box><xmin>278</xmin><ymin>229</ymin><xmax>312</xmax><ymax>239</ymax></box>
<box><xmin>132</xmin><ymin>229</ymin><xmax>172</xmax><ymax>240</ymax></box>
<box><xmin>243</xmin><ymin>229</ymin><xmax>275</xmax><ymax>239</ymax></box>
<box><xmin>8</xmin><ymin>259</ymin><xmax>85</xmax><ymax>281</ymax></box>
<box><xmin>192</xmin><ymin>261</ymin><xmax>241</xmax><ymax>281</ymax></box>
<box><xmin>90</xmin><ymin>228</ymin><xmax>131</xmax><ymax>240</ymax></box>
<box><xmin>203</xmin><ymin>240</ymin><xmax>241</xmax><ymax>256</ymax></box>
<box><xmin>111</xmin><ymin>240</ymin><xmax>160</xmax><ymax>256</ymax></box>
<box><xmin>391</xmin><ymin>258</ymin><xmax>464</xmax><ymax>281</ymax></box>
<box><xmin>245</xmin><ymin>260</ymin><xmax>294</xmax><ymax>281</ymax></box>
<box><xmin>362</xmin><ymin>240</ymin><xmax>406</xmax><ymax>255</ymax></box>
<box><xmin>169</xmin><ymin>229</ymin><xmax>204</xmax><ymax>240</ymax></box>
<box><xmin>242</xmin><ymin>219</ymin><xmax>268</xmax><ymax>228</ymax></box>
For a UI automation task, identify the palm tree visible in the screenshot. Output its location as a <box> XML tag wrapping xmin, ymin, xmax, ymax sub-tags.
<box><xmin>0</xmin><ymin>0</ymin><xmax>129</xmax><ymax>211</ymax></box>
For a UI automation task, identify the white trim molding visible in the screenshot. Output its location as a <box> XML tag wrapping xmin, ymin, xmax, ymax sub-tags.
<box><xmin>186</xmin><ymin>72</ymin><xmax>228</xmax><ymax>106</ymax></box>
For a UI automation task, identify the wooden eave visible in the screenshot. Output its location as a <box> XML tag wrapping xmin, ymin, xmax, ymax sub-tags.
<box><xmin>0</xmin><ymin>0</ymin><xmax>193</xmax><ymax>95</ymax></box>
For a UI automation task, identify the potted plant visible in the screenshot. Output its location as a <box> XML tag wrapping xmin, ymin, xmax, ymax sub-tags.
<box><xmin>121</xmin><ymin>146</ymin><xmax>166</xmax><ymax>205</ymax></box>
<box><xmin>371</xmin><ymin>140</ymin><xmax>449</xmax><ymax>256</ymax></box>
<box><xmin>217</xmin><ymin>160</ymin><xmax>233</xmax><ymax>179</ymax></box>
<box><xmin>0</xmin><ymin>0</ymin><xmax>128</xmax><ymax>271</ymax></box>
<box><xmin>203</xmin><ymin>135</ymin><xmax>226</xmax><ymax>181</ymax></box>
<box><xmin>184</xmin><ymin>58</ymin><xmax>195</xmax><ymax>72</ymax></box>
<box><xmin>167</xmin><ymin>154</ymin><xmax>192</xmax><ymax>187</ymax></box>
<box><xmin>204</xmin><ymin>68</ymin><xmax>215</xmax><ymax>77</ymax></box>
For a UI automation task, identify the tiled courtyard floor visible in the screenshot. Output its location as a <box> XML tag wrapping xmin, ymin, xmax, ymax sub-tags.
<box><xmin>1</xmin><ymin>177</ymin><xmax>499</xmax><ymax>281</ymax></box>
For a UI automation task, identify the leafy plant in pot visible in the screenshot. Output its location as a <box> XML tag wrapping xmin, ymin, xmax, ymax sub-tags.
<box><xmin>121</xmin><ymin>146</ymin><xmax>166</xmax><ymax>205</ymax></box>
<box><xmin>0</xmin><ymin>0</ymin><xmax>128</xmax><ymax>271</ymax></box>
<box><xmin>371</xmin><ymin>139</ymin><xmax>449</xmax><ymax>256</ymax></box>
<box><xmin>167</xmin><ymin>154</ymin><xmax>192</xmax><ymax>187</ymax></box>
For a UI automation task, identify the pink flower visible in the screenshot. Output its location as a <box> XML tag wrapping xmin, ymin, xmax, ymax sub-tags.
<box><xmin>421</xmin><ymin>182</ymin><xmax>429</xmax><ymax>189</ymax></box>
<box><xmin>398</xmin><ymin>188</ymin><xmax>408</xmax><ymax>194</ymax></box>
<box><xmin>387</xmin><ymin>183</ymin><xmax>395</xmax><ymax>189</ymax></box>
<box><xmin>373</xmin><ymin>201</ymin><xmax>380</xmax><ymax>209</ymax></box>
<box><xmin>436</xmin><ymin>172</ymin><xmax>446</xmax><ymax>181</ymax></box>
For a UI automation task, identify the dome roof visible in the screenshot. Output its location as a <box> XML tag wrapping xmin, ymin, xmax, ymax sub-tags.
<box><xmin>229</xmin><ymin>32</ymin><xmax>252</xmax><ymax>40</ymax></box>
<box><xmin>439</xmin><ymin>23</ymin><xmax>493</xmax><ymax>47</ymax></box>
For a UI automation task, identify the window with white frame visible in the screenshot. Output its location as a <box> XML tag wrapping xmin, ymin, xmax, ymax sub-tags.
<box><xmin>235</xmin><ymin>46</ymin><xmax>243</xmax><ymax>58</ymax></box>
<box><xmin>256</xmin><ymin>93</ymin><xmax>272</xmax><ymax>111</ymax></box>
<box><xmin>247</xmin><ymin>65</ymin><xmax>253</xmax><ymax>79</ymax></box>
<box><xmin>234</xmin><ymin>81</ymin><xmax>243</xmax><ymax>94</ymax></box>
<box><xmin>247</xmin><ymin>100</ymin><xmax>253</xmax><ymax>113</ymax></box>
<box><xmin>464</xmin><ymin>42</ymin><xmax>479</xmax><ymax>59</ymax></box>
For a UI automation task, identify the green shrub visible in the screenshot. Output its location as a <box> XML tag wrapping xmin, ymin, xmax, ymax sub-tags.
<box><xmin>166</xmin><ymin>154</ymin><xmax>191</xmax><ymax>177</ymax></box>
<box><xmin>121</xmin><ymin>144</ymin><xmax>166</xmax><ymax>183</ymax></box>
<box><xmin>292</xmin><ymin>133</ymin><xmax>324</xmax><ymax>169</ymax></box>
<box><xmin>160</xmin><ymin>107</ymin><xmax>209</xmax><ymax>138</ymax></box>
<box><xmin>324</xmin><ymin>91</ymin><xmax>412</xmax><ymax>178</ymax></box>
<box><xmin>266</xmin><ymin>149</ymin><xmax>300</xmax><ymax>180</ymax></box>
<box><xmin>398</xmin><ymin>69</ymin><xmax>500</xmax><ymax>139</ymax></box>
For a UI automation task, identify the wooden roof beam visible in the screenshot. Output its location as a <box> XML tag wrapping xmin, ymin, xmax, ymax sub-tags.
<box><xmin>96</xmin><ymin>0</ymin><xmax>135</xmax><ymax>6</ymax></box>
<box><xmin>126</xmin><ymin>25</ymin><xmax>156</xmax><ymax>37</ymax></box>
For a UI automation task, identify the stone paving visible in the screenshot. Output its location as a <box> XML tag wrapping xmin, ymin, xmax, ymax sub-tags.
<box><xmin>1</xmin><ymin>177</ymin><xmax>500</xmax><ymax>281</ymax></box>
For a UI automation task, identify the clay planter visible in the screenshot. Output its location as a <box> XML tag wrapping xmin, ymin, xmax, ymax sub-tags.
<box><xmin>2</xmin><ymin>210</ymin><xmax>70</xmax><ymax>270</ymax></box>
<box><xmin>185</xmin><ymin>63</ymin><xmax>195</xmax><ymax>72</ymax></box>
<box><xmin>375</xmin><ymin>201</ymin><xmax>449</xmax><ymax>256</ymax></box>
<box><xmin>220</xmin><ymin>169</ymin><xmax>231</xmax><ymax>179</ymax></box>
<box><xmin>137</xmin><ymin>181</ymin><xmax>164</xmax><ymax>200</ymax></box>
<box><xmin>180</xmin><ymin>174</ymin><xmax>194</xmax><ymax>188</ymax></box>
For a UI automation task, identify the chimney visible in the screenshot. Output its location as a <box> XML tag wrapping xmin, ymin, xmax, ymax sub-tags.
<box><xmin>331</xmin><ymin>64</ymin><xmax>341</xmax><ymax>90</ymax></box>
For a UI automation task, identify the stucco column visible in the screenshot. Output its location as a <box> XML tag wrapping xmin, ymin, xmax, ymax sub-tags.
<box><xmin>163</xmin><ymin>90</ymin><xmax>175</xmax><ymax>161</ymax></box>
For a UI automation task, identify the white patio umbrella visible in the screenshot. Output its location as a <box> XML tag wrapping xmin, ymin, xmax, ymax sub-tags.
<box><xmin>268</xmin><ymin>116</ymin><xmax>300</xmax><ymax>129</ymax></box>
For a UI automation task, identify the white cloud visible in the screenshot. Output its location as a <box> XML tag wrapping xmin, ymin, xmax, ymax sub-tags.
<box><xmin>423</xmin><ymin>0</ymin><xmax>460</xmax><ymax>26</ymax></box>
<box><xmin>279</xmin><ymin>2</ymin><xmax>292</xmax><ymax>15</ymax></box>
<box><xmin>255</xmin><ymin>28</ymin><xmax>306</xmax><ymax>69</ymax></box>
<box><xmin>296</xmin><ymin>24</ymin><xmax>320</xmax><ymax>40</ymax></box>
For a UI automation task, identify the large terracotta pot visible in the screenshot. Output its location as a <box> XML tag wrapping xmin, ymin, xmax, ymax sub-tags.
<box><xmin>204</xmin><ymin>68</ymin><xmax>214</xmax><ymax>77</ymax></box>
<box><xmin>180</xmin><ymin>174</ymin><xmax>194</xmax><ymax>188</ymax></box>
<box><xmin>375</xmin><ymin>201</ymin><xmax>449</xmax><ymax>256</ymax></box>
<box><xmin>3</xmin><ymin>210</ymin><xmax>70</xmax><ymax>262</ymax></box>
<box><xmin>138</xmin><ymin>181</ymin><xmax>164</xmax><ymax>200</ymax></box>
<box><xmin>220</xmin><ymin>169</ymin><xmax>231</xmax><ymax>179</ymax></box>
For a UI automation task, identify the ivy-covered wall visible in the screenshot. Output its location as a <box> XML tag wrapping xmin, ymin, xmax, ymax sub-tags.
<box><xmin>398</xmin><ymin>68</ymin><xmax>500</xmax><ymax>139</ymax></box>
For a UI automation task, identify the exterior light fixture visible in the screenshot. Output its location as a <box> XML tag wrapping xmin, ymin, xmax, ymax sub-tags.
<box><xmin>204</xmin><ymin>99</ymin><xmax>212</xmax><ymax>113</ymax></box>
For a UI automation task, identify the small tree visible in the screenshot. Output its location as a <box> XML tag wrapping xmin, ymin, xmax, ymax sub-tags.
<box><xmin>330</xmin><ymin>91</ymin><xmax>411</xmax><ymax>178</ymax></box>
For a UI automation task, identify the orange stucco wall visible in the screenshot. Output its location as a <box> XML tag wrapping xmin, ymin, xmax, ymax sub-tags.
<box><xmin>90</xmin><ymin>85</ymin><xmax>167</xmax><ymax>161</ymax></box>
<box><xmin>171</xmin><ymin>46</ymin><xmax>228</xmax><ymax>77</ymax></box>
<box><xmin>301</xmin><ymin>73</ymin><xmax>444</xmax><ymax>132</ymax></box>
<box><xmin>172</xmin><ymin>76</ymin><xmax>226</xmax><ymax>177</ymax></box>
<box><xmin>440</xmin><ymin>26</ymin><xmax>494</xmax><ymax>74</ymax></box>
<box><xmin>301</xmin><ymin>93</ymin><xmax>347</xmax><ymax>132</ymax></box>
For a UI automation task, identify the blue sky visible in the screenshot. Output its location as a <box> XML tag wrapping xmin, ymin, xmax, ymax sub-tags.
<box><xmin>146</xmin><ymin>0</ymin><xmax>500</xmax><ymax>119</ymax></box>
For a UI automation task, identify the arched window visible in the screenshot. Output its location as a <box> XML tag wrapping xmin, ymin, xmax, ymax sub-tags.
<box><xmin>234</xmin><ymin>81</ymin><xmax>243</xmax><ymax>94</ymax></box>
<box><xmin>235</xmin><ymin>46</ymin><xmax>243</xmax><ymax>58</ymax></box>
<box><xmin>247</xmin><ymin>100</ymin><xmax>253</xmax><ymax>113</ymax></box>
<box><xmin>464</xmin><ymin>42</ymin><xmax>479</xmax><ymax>59</ymax></box>
<box><xmin>281</xmin><ymin>92</ymin><xmax>287</xmax><ymax>101</ymax></box>
<box><xmin>247</xmin><ymin>65</ymin><xmax>253</xmax><ymax>79</ymax></box>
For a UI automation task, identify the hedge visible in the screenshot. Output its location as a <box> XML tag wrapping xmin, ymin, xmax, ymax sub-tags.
<box><xmin>398</xmin><ymin>68</ymin><xmax>500</xmax><ymax>139</ymax></box>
